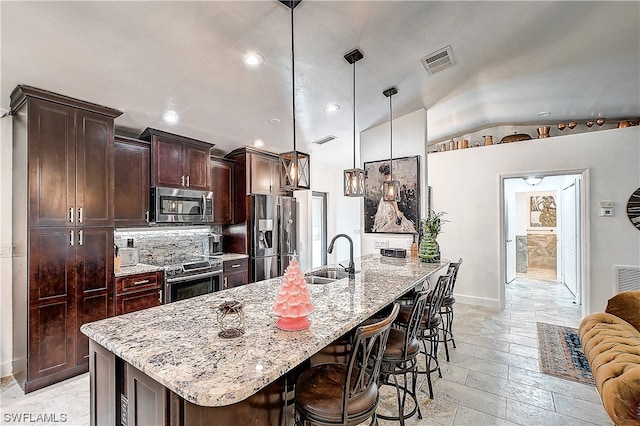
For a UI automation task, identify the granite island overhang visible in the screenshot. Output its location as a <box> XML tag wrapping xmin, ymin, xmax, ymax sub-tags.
<box><xmin>81</xmin><ymin>254</ymin><xmax>449</xmax><ymax>425</ymax></box>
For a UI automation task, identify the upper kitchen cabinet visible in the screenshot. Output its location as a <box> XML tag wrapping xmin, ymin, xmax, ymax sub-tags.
<box><xmin>140</xmin><ymin>127</ymin><xmax>213</xmax><ymax>191</ymax></box>
<box><xmin>11</xmin><ymin>86</ymin><xmax>121</xmax><ymax>228</ymax></box>
<box><xmin>210</xmin><ymin>156</ymin><xmax>234</xmax><ymax>225</ymax></box>
<box><xmin>225</xmin><ymin>147</ymin><xmax>289</xmax><ymax>223</ymax></box>
<box><xmin>114</xmin><ymin>136</ymin><xmax>150</xmax><ymax>226</ymax></box>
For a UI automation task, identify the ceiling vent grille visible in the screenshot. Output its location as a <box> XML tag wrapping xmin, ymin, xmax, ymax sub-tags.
<box><xmin>312</xmin><ymin>135</ymin><xmax>337</xmax><ymax>145</ymax></box>
<box><xmin>421</xmin><ymin>45</ymin><xmax>455</xmax><ymax>76</ymax></box>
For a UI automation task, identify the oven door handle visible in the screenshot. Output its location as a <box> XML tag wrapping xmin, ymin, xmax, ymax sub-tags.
<box><xmin>166</xmin><ymin>270</ymin><xmax>222</xmax><ymax>284</ymax></box>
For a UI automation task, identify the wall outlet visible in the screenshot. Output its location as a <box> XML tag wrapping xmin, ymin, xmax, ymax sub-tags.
<box><xmin>374</xmin><ymin>240</ymin><xmax>389</xmax><ymax>249</ymax></box>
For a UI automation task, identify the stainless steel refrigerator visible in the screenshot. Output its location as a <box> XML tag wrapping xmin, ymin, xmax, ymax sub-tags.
<box><xmin>250</xmin><ymin>194</ymin><xmax>297</xmax><ymax>282</ymax></box>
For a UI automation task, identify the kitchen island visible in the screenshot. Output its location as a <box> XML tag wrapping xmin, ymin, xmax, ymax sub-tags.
<box><xmin>81</xmin><ymin>254</ymin><xmax>448</xmax><ymax>425</ymax></box>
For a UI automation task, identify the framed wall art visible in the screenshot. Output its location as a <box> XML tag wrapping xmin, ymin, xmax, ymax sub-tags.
<box><xmin>364</xmin><ymin>155</ymin><xmax>420</xmax><ymax>234</ymax></box>
<box><xmin>529</xmin><ymin>195</ymin><xmax>557</xmax><ymax>229</ymax></box>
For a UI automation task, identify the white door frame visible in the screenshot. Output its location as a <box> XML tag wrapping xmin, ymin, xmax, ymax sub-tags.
<box><xmin>499</xmin><ymin>169</ymin><xmax>590</xmax><ymax>317</ymax></box>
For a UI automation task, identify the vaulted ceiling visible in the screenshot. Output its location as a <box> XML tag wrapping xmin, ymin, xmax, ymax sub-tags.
<box><xmin>2</xmin><ymin>1</ymin><xmax>638</xmax><ymax>166</ymax></box>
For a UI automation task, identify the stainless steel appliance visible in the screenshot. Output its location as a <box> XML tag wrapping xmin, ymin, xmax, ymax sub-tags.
<box><xmin>250</xmin><ymin>195</ymin><xmax>297</xmax><ymax>282</ymax></box>
<box><xmin>163</xmin><ymin>258</ymin><xmax>223</xmax><ymax>303</ymax></box>
<box><xmin>151</xmin><ymin>187</ymin><xmax>213</xmax><ymax>223</ymax></box>
<box><xmin>204</xmin><ymin>233</ymin><xmax>223</xmax><ymax>255</ymax></box>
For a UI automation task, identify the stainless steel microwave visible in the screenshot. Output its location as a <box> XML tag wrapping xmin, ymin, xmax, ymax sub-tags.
<box><xmin>151</xmin><ymin>187</ymin><xmax>213</xmax><ymax>223</ymax></box>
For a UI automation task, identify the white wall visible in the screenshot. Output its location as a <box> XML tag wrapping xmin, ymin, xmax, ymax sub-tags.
<box><xmin>428</xmin><ymin>127</ymin><xmax>640</xmax><ymax>313</ymax></box>
<box><xmin>296</xmin><ymin>161</ymin><xmax>361</xmax><ymax>270</ymax></box>
<box><xmin>360</xmin><ymin>109</ymin><xmax>427</xmax><ymax>254</ymax></box>
<box><xmin>1</xmin><ymin>116</ymin><xmax>13</xmax><ymax>377</ymax></box>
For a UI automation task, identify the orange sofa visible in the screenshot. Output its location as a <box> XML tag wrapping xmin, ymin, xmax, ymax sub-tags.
<box><xmin>579</xmin><ymin>291</ymin><xmax>640</xmax><ymax>426</ymax></box>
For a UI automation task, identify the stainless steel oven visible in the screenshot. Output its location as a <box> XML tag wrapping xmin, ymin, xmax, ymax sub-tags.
<box><xmin>151</xmin><ymin>187</ymin><xmax>214</xmax><ymax>224</ymax></box>
<box><xmin>163</xmin><ymin>259</ymin><xmax>223</xmax><ymax>303</ymax></box>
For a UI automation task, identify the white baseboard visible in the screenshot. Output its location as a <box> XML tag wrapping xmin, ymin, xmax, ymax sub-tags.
<box><xmin>455</xmin><ymin>294</ymin><xmax>501</xmax><ymax>309</ymax></box>
<box><xmin>1</xmin><ymin>360</ymin><xmax>12</xmax><ymax>380</ymax></box>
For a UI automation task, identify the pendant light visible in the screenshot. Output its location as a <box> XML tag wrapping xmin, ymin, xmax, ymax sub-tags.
<box><xmin>279</xmin><ymin>0</ymin><xmax>310</xmax><ymax>191</ymax></box>
<box><xmin>343</xmin><ymin>48</ymin><xmax>365</xmax><ymax>197</ymax></box>
<box><xmin>382</xmin><ymin>87</ymin><xmax>400</xmax><ymax>202</ymax></box>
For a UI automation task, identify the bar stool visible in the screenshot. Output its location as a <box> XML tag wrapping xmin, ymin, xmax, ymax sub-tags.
<box><xmin>440</xmin><ymin>259</ymin><xmax>463</xmax><ymax>362</ymax></box>
<box><xmin>294</xmin><ymin>304</ymin><xmax>400</xmax><ymax>426</ymax></box>
<box><xmin>377</xmin><ymin>290</ymin><xmax>430</xmax><ymax>425</ymax></box>
<box><xmin>414</xmin><ymin>273</ymin><xmax>450</xmax><ymax>399</ymax></box>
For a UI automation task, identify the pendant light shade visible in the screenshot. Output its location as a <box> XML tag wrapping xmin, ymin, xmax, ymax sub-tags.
<box><xmin>382</xmin><ymin>87</ymin><xmax>400</xmax><ymax>202</ymax></box>
<box><xmin>279</xmin><ymin>0</ymin><xmax>310</xmax><ymax>191</ymax></box>
<box><xmin>343</xmin><ymin>48</ymin><xmax>365</xmax><ymax>197</ymax></box>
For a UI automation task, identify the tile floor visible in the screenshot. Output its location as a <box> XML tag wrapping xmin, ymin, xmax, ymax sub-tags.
<box><xmin>1</xmin><ymin>276</ymin><xmax>612</xmax><ymax>426</ymax></box>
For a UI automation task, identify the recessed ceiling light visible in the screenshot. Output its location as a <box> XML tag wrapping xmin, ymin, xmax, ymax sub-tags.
<box><xmin>537</xmin><ymin>111</ymin><xmax>551</xmax><ymax>117</ymax></box>
<box><xmin>243</xmin><ymin>52</ymin><xmax>264</xmax><ymax>67</ymax></box>
<box><xmin>253</xmin><ymin>139</ymin><xmax>264</xmax><ymax>147</ymax></box>
<box><xmin>324</xmin><ymin>104</ymin><xmax>340</xmax><ymax>113</ymax></box>
<box><xmin>162</xmin><ymin>110</ymin><xmax>179</xmax><ymax>124</ymax></box>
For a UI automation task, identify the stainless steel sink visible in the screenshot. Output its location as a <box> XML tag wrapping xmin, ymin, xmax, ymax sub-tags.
<box><xmin>304</xmin><ymin>267</ymin><xmax>353</xmax><ymax>284</ymax></box>
<box><xmin>304</xmin><ymin>275</ymin><xmax>336</xmax><ymax>285</ymax></box>
<box><xmin>310</xmin><ymin>268</ymin><xmax>351</xmax><ymax>280</ymax></box>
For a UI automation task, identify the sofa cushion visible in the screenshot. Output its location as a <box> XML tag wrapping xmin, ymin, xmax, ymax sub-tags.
<box><xmin>579</xmin><ymin>312</ymin><xmax>640</xmax><ymax>426</ymax></box>
<box><xmin>605</xmin><ymin>290</ymin><xmax>640</xmax><ymax>332</ymax></box>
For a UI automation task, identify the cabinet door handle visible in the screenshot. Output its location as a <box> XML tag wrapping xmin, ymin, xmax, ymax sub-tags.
<box><xmin>158</xmin><ymin>289</ymin><xmax>163</xmax><ymax>304</ymax></box>
<box><xmin>223</xmin><ymin>277</ymin><xmax>228</xmax><ymax>289</ymax></box>
<box><xmin>78</xmin><ymin>207</ymin><xmax>83</xmax><ymax>223</ymax></box>
<box><xmin>133</xmin><ymin>279</ymin><xmax>150</xmax><ymax>285</ymax></box>
<box><xmin>181</xmin><ymin>175</ymin><xmax>185</xmax><ymax>187</ymax></box>
<box><xmin>145</xmin><ymin>210</ymin><xmax>150</xmax><ymax>223</ymax></box>
<box><xmin>231</xmin><ymin>264</ymin><xmax>241</xmax><ymax>269</ymax></box>
<box><xmin>78</xmin><ymin>230</ymin><xmax>83</xmax><ymax>246</ymax></box>
<box><xmin>69</xmin><ymin>230</ymin><xmax>74</xmax><ymax>246</ymax></box>
<box><xmin>69</xmin><ymin>207</ymin><xmax>74</xmax><ymax>223</ymax></box>
<box><xmin>186</xmin><ymin>175</ymin><xmax>190</xmax><ymax>187</ymax></box>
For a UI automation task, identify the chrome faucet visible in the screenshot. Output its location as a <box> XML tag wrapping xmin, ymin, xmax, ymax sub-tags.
<box><xmin>327</xmin><ymin>234</ymin><xmax>355</xmax><ymax>278</ymax></box>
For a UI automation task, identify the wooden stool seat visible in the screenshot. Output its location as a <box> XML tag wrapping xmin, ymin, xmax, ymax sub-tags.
<box><xmin>295</xmin><ymin>364</ymin><xmax>378</xmax><ymax>423</ymax></box>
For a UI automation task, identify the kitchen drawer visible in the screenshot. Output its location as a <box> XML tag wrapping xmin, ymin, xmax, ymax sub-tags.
<box><xmin>223</xmin><ymin>258</ymin><xmax>248</xmax><ymax>273</ymax></box>
<box><xmin>116</xmin><ymin>271</ymin><xmax>163</xmax><ymax>294</ymax></box>
<box><xmin>116</xmin><ymin>288</ymin><xmax>163</xmax><ymax>315</ymax></box>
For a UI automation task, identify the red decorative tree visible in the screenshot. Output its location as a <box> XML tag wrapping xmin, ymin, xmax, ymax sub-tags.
<box><xmin>273</xmin><ymin>259</ymin><xmax>315</xmax><ymax>330</ymax></box>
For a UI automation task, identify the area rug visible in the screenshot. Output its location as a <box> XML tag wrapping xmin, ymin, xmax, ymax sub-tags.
<box><xmin>536</xmin><ymin>322</ymin><xmax>595</xmax><ymax>386</ymax></box>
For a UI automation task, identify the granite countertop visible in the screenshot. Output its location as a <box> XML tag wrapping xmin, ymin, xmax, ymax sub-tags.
<box><xmin>82</xmin><ymin>254</ymin><xmax>448</xmax><ymax>407</ymax></box>
<box><xmin>114</xmin><ymin>263</ymin><xmax>164</xmax><ymax>278</ymax></box>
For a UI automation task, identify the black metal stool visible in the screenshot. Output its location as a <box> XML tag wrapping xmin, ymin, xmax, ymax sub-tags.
<box><xmin>440</xmin><ymin>259</ymin><xmax>463</xmax><ymax>362</ymax></box>
<box><xmin>294</xmin><ymin>304</ymin><xmax>400</xmax><ymax>426</ymax></box>
<box><xmin>377</xmin><ymin>290</ymin><xmax>430</xmax><ymax>425</ymax></box>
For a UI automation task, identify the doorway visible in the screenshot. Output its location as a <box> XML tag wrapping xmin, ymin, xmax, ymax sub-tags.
<box><xmin>311</xmin><ymin>191</ymin><xmax>328</xmax><ymax>268</ymax></box>
<box><xmin>503</xmin><ymin>173</ymin><xmax>584</xmax><ymax>304</ymax></box>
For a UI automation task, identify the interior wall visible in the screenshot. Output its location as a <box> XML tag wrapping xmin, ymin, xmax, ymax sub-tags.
<box><xmin>360</xmin><ymin>109</ymin><xmax>427</xmax><ymax>255</ymax></box>
<box><xmin>1</xmin><ymin>117</ymin><xmax>13</xmax><ymax>377</ymax></box>
<box><xmin>428</xmin><ymin>127</ymin><xmax>640</xmax><ymax>313</ymax></box>
<box><xmin>297</xmin><ymin>162</ymin><xmax>361</xmax><ymax>270</ymax></box>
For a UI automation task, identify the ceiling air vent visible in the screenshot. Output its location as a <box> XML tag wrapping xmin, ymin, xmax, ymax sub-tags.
<box><xmin>421</xmin><ymin>45</ymin><xmax>455</xmax><ymax>76</ymax></box>
<box><xmin>312</xmin><ymin>135</ymin><xmax>337</xmax><ymax>145</ymax></box>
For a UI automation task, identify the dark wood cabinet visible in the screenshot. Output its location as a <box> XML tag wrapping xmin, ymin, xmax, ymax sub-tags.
<box><xmin>114</xmin><ymin>136</ymin><xmax>150</xmax><ymax>226</ymax></box>
<box><xmin>224</xmin><ymin>147</ymin><xmax>289</xmax><ymax>224</ymax></box>
<box><xmin>11</xmin><ymin>85</ymin><xmax>121</xmax><ymax>393</ymax></box>
<box><xmin>140</xmin><ymin>127</ymin><xmax>213</xmax><ymax>191</ymax></box>
<box><xmin>25</xmin><ymin>98</ymin><xmax>114</xmax><ymax>227</ymax></box>
<box><xmin>210</xmin><ymin>157</ymin><xmax>234</xmax><ymax>225</ymax></box>
<box><xmin>223</xmin><ymin>258</ymin><xmax>249</xmax><ymax>289</ymax></box>
<box><xmin>115</xmin><ymin>271</ymin><xmax>163</xmax><ymax>315</ymax></box>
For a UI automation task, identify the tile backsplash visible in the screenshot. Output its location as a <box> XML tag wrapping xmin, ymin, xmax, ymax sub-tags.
<box><xmin>115</xmin><ymin>225</ymin><xmax>222</xmax><ymax>265</ymax></box>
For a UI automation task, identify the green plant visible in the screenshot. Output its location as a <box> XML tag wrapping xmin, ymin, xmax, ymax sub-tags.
<box><xmin>420</xmin><ymin>210</ymin><xmax>448</xmax><ymax>238</ymax></box>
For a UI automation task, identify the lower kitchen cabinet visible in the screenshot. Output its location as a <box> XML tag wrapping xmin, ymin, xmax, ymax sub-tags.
<box><xmin>22</xmin><ymin>226</ymin><xmax>114</xmax><ymax>392</ymax></box>
<box><xmin>223</xmin><ymin>258</ymin><xmax>249</xmax><ymax>289</ymax></box>
<box><xmin>115</xmin><ymin>271</ymin><xmax>163</xmax><ymax>315</ymax></box>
